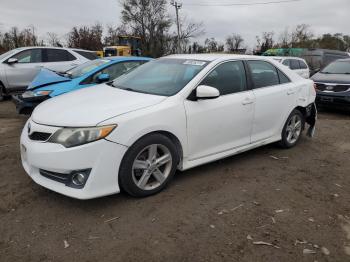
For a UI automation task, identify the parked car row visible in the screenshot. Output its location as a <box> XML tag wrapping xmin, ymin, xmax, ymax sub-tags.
<box><xmin>19</xmin><ymin>54</ymin><xmax>317</xmax><ymax>199</ymax></box>
<box><xmin>311</xmin><ymin>58</ymin><xmax>350</xmax><ymax>109</ymax></box>
<box><xmin>13</xmin><ymin>56</ymin><xmax>151</xmax><ymax>114</ymax></box>
<box><xmin>271</xmin><ymin>56</ymin><xmax>310</xmax><ymax>79</ymax></box>
<box><xmin>0</xmin><ymin>47</ymin><xmax>98</xmax><ymax>100</ymax></box>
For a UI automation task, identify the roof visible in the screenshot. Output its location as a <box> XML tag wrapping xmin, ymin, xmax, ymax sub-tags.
<box><xmin>270</xmin><ymin>56</ymin><xmax>306</xmax><ymax>61</ymax></box>
<box><xmin>104</xmin><ymin>56</ymin><xmax>151</xmax><ymax>62</ymax></box>
<box><xmin>164</xmin><ymin>53</ymin><xmax>264</xmax><ymax>62</ymax></box>
<box><xmin>13</xmin><ymin>46</ymin><xmax>95</xmax><ymax>52</ymax></box>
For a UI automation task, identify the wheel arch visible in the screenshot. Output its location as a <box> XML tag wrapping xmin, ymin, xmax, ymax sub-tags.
<box><xmin>125</xmin><ymin>130</ymin><xmax>184</xmax><ymax>167</ymax></box>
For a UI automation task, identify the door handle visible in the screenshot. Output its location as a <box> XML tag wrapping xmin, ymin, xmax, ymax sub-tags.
<box><xmin>287</xmin><ymin>88</ymin><xmax>296</xmax><ymax>95</ymax></box>
<box><xmin>242</xmin><ymin>98</ymin><xmax>254</xmax><ymax>105</ymax></box>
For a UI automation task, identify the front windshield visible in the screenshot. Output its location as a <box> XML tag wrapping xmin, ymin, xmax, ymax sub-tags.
<box><xmin>321</xmin><ymin>61</ymin><xmax>350</xmax><ymax>74</ymax></box>
<box><xmin>0</xmin><ymin>49</ymin><xmax>19</xmax><ymax>61</ymax></box>
<box><xmin>66</xmin><ymin>59</ymin><xmax>110</xmax><ymax>78</ymax></box>
<box><xmin>112</xmin><ymin>58</ymin><xmax>209</xmax><ymax>96</ymax></box>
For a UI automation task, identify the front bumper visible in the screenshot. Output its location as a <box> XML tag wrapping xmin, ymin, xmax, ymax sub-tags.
<box><xmin>20</xmin><ymin>120</ymin><xmax>128</xmax><ymax>199</ymax></box>
<box><xmin>12</xmin><ymin>94</ymin><xmax>49</xmax><ymax>115</ymax></box>
<box><xmin>316</xmin><ymin>92</ymin><xmax>350</xmax><ymax>109</ymax></box>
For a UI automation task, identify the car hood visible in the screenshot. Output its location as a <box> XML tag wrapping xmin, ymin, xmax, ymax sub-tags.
<box><xmin>32</xmin><ymin>84</ymin><xmax>167</xmax><ymax>127</ymax></box>
<box><xmin>311</xmin><ymin>72</ymin><xmax>350</xmax><ymax>84</ymax></box>
<box><xmin>28</xmin><ymin>68</ymin><xmax>71</xmax><ymax>90</ymax></box>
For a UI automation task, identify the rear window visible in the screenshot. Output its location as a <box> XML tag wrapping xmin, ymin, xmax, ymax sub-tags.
<box><xmin>290</xmin><ymin>59</ymin><xmax>300</xmax><ymax>70</ymax></box>
<box><xmin>299</xmin><ymin>60</ymin><xmax>308</xmax><ymax>69</ymax></box>
<box><xmin>74</xmin><ymin>50</ymin><xmax>98</xmax><ymax>60</ymax></box>
<box><xmin>248</xmin><ymin>60</ymin><xmax>280</xmax><ymax>88</ymax></box>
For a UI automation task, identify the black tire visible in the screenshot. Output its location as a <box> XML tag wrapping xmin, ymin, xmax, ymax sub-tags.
<box><xmin>279</xmin><ymin>109</ymin><xmax>305</xmax><ymax>149</ymax></box>
<box><xmin>119</xmin><ymin>133</ymin><xmax>179</xmax><ymax>197</ymax></box>
<box><xmin>0</xmin><ymin>84</ymin><xmax>6</xmax><ymax>102</ymax></box>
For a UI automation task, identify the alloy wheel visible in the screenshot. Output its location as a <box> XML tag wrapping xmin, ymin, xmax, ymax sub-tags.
<box><xmin>285</xmin><ymin>114</ymin><xmax>302</xmax><ymax>144</ymax></box>
<box><xmin>132</xmin><ymin>144</ymin><xmax>173</xmax><ymax>191</ymax></box>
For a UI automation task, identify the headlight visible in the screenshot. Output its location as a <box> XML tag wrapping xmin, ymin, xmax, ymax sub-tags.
<box><xmin>48</xmin><ymin>125</ymin><xmax>116</xmax><ymax>148</ymax></box>
<box><xmin>22</xmin><ymin>90</ymin><xmax>52</xmax><ymax>98</ymax></box>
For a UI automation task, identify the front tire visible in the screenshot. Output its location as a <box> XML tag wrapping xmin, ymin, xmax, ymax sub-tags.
<box><xmin>119</xmin><ymin>134</ymin><xmax>179</xmax><ymax>197</ymax></box>
<box><xmin>279</xmin><ymin>109</ymin><xmax>305</xmax><ymax>148</ymax></box>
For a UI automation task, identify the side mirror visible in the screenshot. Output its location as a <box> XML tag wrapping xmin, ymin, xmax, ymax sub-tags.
<box><xmin>97</xmin><ymin>73</ymin><xmax>110</xmax><ymax>83</ymax></box>
<box><xmin>7</xmin><ymin>58</ymin><xmax>18</xmax><ymax>64</ymax></box>
<box><xmin>196</xmin><ymin>85</ymin><xmax>220</xmax><ymax>99</ymax></box>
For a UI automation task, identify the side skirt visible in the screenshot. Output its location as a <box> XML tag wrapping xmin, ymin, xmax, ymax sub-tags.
<box><xmin>180</xmin><ymin>135</ymin><xmax>281</xmax><ymax>171</ymax></box>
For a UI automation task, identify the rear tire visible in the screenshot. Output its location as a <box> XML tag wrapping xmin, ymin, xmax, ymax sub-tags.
<box><xmin>119</xmin><ymin>133</ymin><xmax>179</xmax><ymax>197</ymax></box>
<box><xmin>279</xmin><ymin>109</ymin><xmax>305</xmax><ymax>148</ymax></box>
<box><xmin>0</xmin><ymin>84</ymin><xmax>6</xmax><ymax>102</ymax></box>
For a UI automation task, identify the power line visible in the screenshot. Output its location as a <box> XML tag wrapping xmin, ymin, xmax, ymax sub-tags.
<box><xmin>185</xmin><ymin>0</ymin><xmax>301</xmax><ymax>7</ymax></box>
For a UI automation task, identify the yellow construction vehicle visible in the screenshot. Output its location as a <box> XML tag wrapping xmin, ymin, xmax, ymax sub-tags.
<box><xmin>95</xmin><ymin>51</ymin><xmax>104</xmax><ymax>58</ymax></box>
<box><xmin>103</xmin><ymin>46</ymin><xmax>132</xmax><ymax>57</ymax></box>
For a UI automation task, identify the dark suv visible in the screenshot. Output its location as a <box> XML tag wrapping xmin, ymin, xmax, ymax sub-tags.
<box><xmin>312</xmin><ymin>58</ymin><xmax>350</xmax><ymax>110</ymax></box>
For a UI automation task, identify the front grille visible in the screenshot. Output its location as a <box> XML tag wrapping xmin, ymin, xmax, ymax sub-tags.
<box><xmin>316</xmin><ymin>83</ymin><xmax>350</xmax><ymax>92</ymax></box>
<box><xmin>29</xmin><ymin>132</ymin><xmax>52</xmax><ymax>141</ymax></box>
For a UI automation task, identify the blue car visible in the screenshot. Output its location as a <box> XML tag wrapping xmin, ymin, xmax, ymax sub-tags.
<box><xmin>13</xmin><ymin>56</ymin><xmax>151</xmax><ymax>114</ymax></box>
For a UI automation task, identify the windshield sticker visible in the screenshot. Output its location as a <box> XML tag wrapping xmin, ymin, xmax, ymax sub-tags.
<box><xmin>183</xmin><ymin>60</ymin><xmax>206</xmax><ymax>66</ymax></box>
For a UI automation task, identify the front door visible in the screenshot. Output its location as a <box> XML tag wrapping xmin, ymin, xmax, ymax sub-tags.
<box><xmin>184</xmin><ymin>60</ymin><xmax>255</xmax><ymax>161</ymax></box>
<box><xmin>5</xmin><ymin>48</ymin><xmax>44</xmax><ymax>90</ymax></box>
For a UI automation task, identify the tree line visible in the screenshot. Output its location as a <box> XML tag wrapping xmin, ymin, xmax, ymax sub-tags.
<box><xmin>188</xmin><ymin>24</ymin><xmax>350</xmax><ymax>54</ymax></box>
<box><xmin>1</xmin><ymin>0</ymin><xmax>350</xmax><ymax>57</ymax></box>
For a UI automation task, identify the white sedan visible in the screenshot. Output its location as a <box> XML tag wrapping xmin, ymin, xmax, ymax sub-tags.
<box><xmin>20</xmin><ymin>54</ymin><xmax>317</xmax><ymax>199</ymax></box>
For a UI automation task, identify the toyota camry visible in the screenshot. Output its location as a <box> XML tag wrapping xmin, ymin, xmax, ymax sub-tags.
<box><xmin>20</xmin><ymin>54</ymin><xmax>317</xmax><ymax>199</ymax></box>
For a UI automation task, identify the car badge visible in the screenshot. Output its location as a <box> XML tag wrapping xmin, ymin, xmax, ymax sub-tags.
<box><xmin>28</xmin><ymin>123</ymin><xmax>31</xmax><ymax>134</ymax></box>
<box><xmin>326</xmin><ymin>86</ymin><xmax>334</xmax><ymax>91</ymax></box>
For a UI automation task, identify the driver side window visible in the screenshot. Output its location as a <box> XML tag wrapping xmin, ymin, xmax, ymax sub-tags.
<box><xmin>81</xmin><ymin>61</ymin><xmax>142</xmax><ymax>84</ymax></box>
<box><xmin>200</xmin><ymin>61</ymin><xmax>247</xmax><ymax>95</ymax></box>
<box><xmin>11</xmin><ymin>49</ymin><xmax>42</xmax><ymax>63</ymax></box>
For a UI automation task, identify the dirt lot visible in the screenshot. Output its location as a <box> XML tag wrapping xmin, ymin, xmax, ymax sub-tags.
<box><xmin>1</xmin><ymin>100</ymin><xmax>350</xmax><ymax>262</ymax></box>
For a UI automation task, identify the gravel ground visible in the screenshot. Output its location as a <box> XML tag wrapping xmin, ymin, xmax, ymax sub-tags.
<box><xmin>1</xmin><ymin>100</ymin><xmax>350</xmax><ymax>262</ymax></box>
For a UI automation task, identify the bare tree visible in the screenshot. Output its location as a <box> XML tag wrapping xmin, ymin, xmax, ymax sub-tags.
<box><xmin>67</xmin><ymin>23</ymin><xmax>103</xmax><ymax>50</ymax></box>
<box><xmin>0</xmin><ymin>26</ymin><xmax>40</xmax><ymax>52</ymax></box>
<box><xmin>226</xmin><ymin>33</ymin><xmax>244</xmax><ymax>52</ymax></box>
<box><xmin>291</xmin><ymin>24</ymin><xmax>313</xmax><ymax>47</ymax></box>
<box><xmin>278</xmin><ymin>27</ymin><xmax>291</xmax><ymax>48</ymax></box>
<box><xmin>104</xmin><ymin>24</ymin><xmax>128</xmax><ymax>46</ymax></box>
<box><xmin>120</xmin><ymin>0</ymin><xmax>172</xmax><ymax>57</ymax></box>
<box><xmin>178</xmin><ymin>17</ymin><xmax>205</xmax><ymax>52</ymax></box>
<box><xmin>255</xmin><ymin>31</ymin><xmax>274</xmax><ymax>53</ymax></box>
<box><xmin>47</xmin><ymin>32</ymin><xmax>62</xmax><ymax>47</ymax></box>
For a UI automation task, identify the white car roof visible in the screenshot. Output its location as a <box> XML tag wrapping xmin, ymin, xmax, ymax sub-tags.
<box><xmin>165</xmin><ymin>53</ymin><xmax>266</xmax><ymax>62</ymax></box>
<box><xmin>13</xmin><ymin>46</ymin><xmax>94</xmax><ymax>52</ymax></box>
<box><xmin>270</xmin><ymin>56</ymin><xmax>306</xmax><ymax>61</ymax></box>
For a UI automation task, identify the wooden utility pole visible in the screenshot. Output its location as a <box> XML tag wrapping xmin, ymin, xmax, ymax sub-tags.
<box><xmin>170</xmin><ymin>0</ymin><xmax>182</xmax><ymax>53</ymax></box>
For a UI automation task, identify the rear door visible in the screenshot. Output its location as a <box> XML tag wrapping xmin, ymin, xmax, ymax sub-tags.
<box><xmin>4</xmin><ymin>48</ymin><xmax>45</xmax><ymax>90</ymax></box>
<box><xmin>43</xmin><ymin>48</ymin><xmax>79</xmax><ymax>72</ymax></box>
<box><xmin>184</xmin><ymin>60</ymin><xmax>255</xmax><ymax>160</ymax></box>
<box><xmin>248</xmin><ymin>60</ymin><xmax>296</xmax><ymax>142</ymax></box>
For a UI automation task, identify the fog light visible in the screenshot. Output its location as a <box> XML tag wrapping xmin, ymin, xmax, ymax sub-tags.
<box><xmin>71</xmin><ymin>173</ymin><xmax>86</xmax><ymax>186</ymax></box>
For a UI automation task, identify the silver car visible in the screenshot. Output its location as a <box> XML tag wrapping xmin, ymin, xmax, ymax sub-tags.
<box><xmin>0</xmin><ymin>47</ymin><xmax>98</xmax><ymax>100</ymax></box>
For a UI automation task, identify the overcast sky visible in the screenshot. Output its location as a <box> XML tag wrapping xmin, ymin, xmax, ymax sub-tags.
<box><xmin>0</xmin><ymin>0</ymin><xmax>349</xmax><ymax>48</ymax></box>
